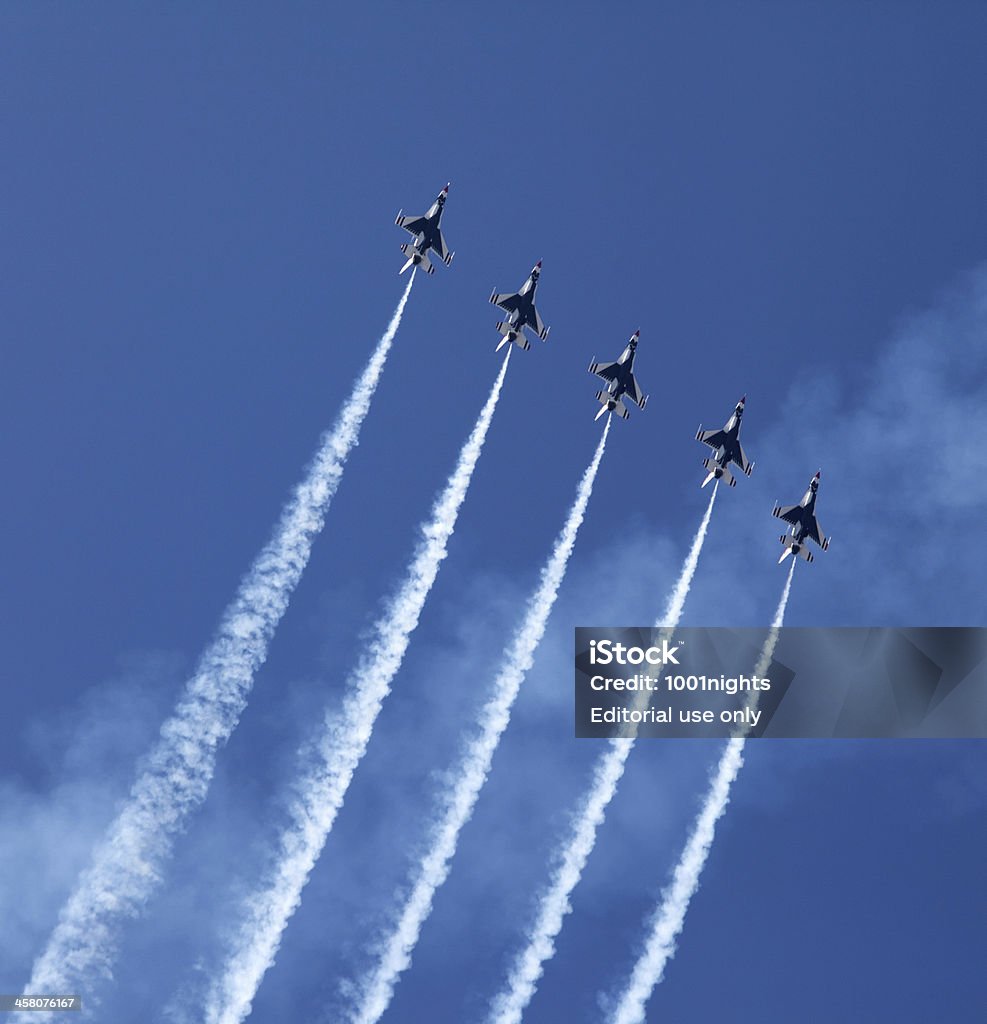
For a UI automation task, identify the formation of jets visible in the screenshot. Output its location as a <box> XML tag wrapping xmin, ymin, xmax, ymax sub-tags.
<box><xmin>395</xmin><ymin>184</ymin><xmax>831</xmax><ymax>566</ymax></box>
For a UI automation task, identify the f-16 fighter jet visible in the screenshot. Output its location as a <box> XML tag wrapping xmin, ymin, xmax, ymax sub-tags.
<box><xmin>489</xmin><ymin>260</ymin><xmax>551</xmax><ymax>351</ymax></box>
<box><xmin>696</xmin><ymin>396</ymin><xmax>755</xmax><ymax>488</ymax></box>
<box><xmin>395</xmin><ymin>183</ymin><xmax>454</xmax><ymax>275</ymax></box>
<box><xmin>772</xmin><ymin>471</ymin><xmax>831</xmax><ymax>563</ymax></box>
<box><xmin>587</xmin><ymin>330</ymin><xmax>649</xmax><ymax>421</ymax></box>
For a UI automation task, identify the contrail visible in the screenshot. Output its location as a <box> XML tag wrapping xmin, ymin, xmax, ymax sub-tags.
<box><xmin>203</xmin><ymin>349</ymin><xmax>512</xmax><ymax>1024</ymax></box>
<box><xmin>656</xmin><ymin>484</ymin><xmax>718</xmax><ymax>629</ymax></box>
<box><xmin>343</xmin><ymin>418</ymin><xmax>613</xmax><ymax>1024</ymax></box>
<box><xmin>487</xmin><ymin>485</ymin><xmax>718</xmax><ymax>1024</ymax></box>
<box><xmin>606</xmin><ymin>559</ymin><xmax>796</xmax><ymax>1024</ymax></box>
<box><xmin>15</xmin><ymin>276</ymin><xmax>416</xmax><ymax>1020</ymax></box>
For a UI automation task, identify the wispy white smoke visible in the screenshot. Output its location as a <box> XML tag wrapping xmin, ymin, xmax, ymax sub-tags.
<box><xmin>204</xmin><ymin>349</ymin><xmax>512</xmax><ymax>1024</ymax></box>
<box><xmin>657</xmin><ymin>484</ymin><xmax>718</xmax><ymax>629</ymax></box>
<box><xmin>487</xmin><ymin>485</ymin><xmax>718</xmax><ymax>1024</ymax></box>
<box><xmin>342</xmin><ymin>417</ymin><xmax>612</xmax><ymax>1024</ymax></box>
<box><xmin>15</xmin><ymin>276</ymin><xmax>416</xmax><ymax>1021</ymax></box>
<box><xmin>606</xmin><ymin>560</ymin><xmax>795</xmax><ymax>1024</ymax></box>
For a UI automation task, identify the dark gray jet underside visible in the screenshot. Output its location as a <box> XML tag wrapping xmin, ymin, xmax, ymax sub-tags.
<box><xmin>395</xmin><ymin>184</ymin><xmax>454</xmax><ymax>275</ymax></box>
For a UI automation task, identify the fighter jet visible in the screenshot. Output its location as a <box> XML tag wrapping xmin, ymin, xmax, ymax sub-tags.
<box><xmin>587</xmin><ymin>330</ymin><xmax>649</xmax><ymax>421</ymax></box>
<box><xmin>696</xmin><ymin>396</ymin><xmax>754</xmax><ymax>488</ymax></box>
<box><xmin>489</xmin><ymin>261</ymin><xmax>550</xmax><ymax>351</ymax></box>
<box><xmin>772</xmin><ymin>471</ymin><xmax>831</xmax><ymax>563</ymax></box>
<box><xmin>395</xmin><ymin>183</ymin><xmax>454</xmax><ymax>275</ymax></box>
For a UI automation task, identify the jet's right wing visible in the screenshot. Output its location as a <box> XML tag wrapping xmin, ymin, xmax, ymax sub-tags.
<box><xmin>395</xmin><ymin>212</ymin><xmax>428</xmax><ymax>236</ymax></box>
<box><xmin>772</xmin><ymin>503</ymin><xmax>803</xmax><ymax>526</ymax></box>
<box><xmin>490</xmin><ymin>290</ymin><xmax>521</xmax><ymax>314</ymax></box>
<box><xmin>588</xmin><ymin>359</ymin><xmax>621</xmax><ymax>383</ymax></box>
<box><xmin>697</xmin><ymin>427</ymin><xmax>727</xmax><ymax>449</ymax></box>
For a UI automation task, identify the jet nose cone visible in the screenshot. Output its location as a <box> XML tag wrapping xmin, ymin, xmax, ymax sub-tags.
<box><xmin>535</xmin><ymin>259</ymin><xmax>542</xmax><ymax>268</ymax></box>
<box><xmin>442</xmin><ymin>183</ymin><xmax>450</xmax><ymax>193</ymax></box>
<box><xmin>632</xmin><ymin>329</ymin><xmax>640</xmax><ymax>338</ymax></box>
<box><xmin>740</xmin><ymin>395</ymin><xmax>746</xmax><ymax>403</ymax></box>
<box><xmin>814</xmin><ymin>470</ymin><xmax>821</xmax><ymax>479</ymax></box>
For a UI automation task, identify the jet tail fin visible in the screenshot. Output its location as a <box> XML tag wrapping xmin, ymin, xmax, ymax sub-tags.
<box><xmin>702</xmin><ymin>459</ymin><xmax>735</xmax><ymax>487</ymax></box>
<box><xmin>779</xmin><ymin>535</ymin><xmax>813</xmax><ymax>563</ymax></box>
<box><xmin>495</xmin><ymin>325</ymin><xmax>530</xmax><ymax>352</ymax></box>
<box><xmin>400</xmin><ymin>244</ymin><xmax>434</xmax><ymax>275</ymax></box>
<box><xmin>594</xmin><ymin>391</ymin><xmax>629</xmax><ymax>419</ymax></box>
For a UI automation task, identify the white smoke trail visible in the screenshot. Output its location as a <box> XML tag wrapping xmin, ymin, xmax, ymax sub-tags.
<box><xmin>656</xmin><ymin>484</ymin><xmax>718</xmax><ymax>629</ymax></box>
<box><xmin>341</xmin><ymin>417</ymin><xmax>612</xmax><ymax>1024</ymax></box>
<box><xmin>203</xmin><ymin>349</ymin><xmax>511</xmax><ymax>1024</ymax></box>
<box><xmin>486</xmin><ymin>485</ymin><xmax>718</xmax><ymax>1024</ymax></box>
<box><xmin>15</xmin><ymin>276</ymin><xmax>416</xmax><ymax>1021</ymax></box>
<box><xmin>606</xmin><ymin>559</ymin><xmax>796</xmax><ymax>1024</ymax></box>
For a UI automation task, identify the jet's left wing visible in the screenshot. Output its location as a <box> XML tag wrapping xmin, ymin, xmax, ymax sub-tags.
<box><xmin>626</xmin><ymin>374</ymin><xmax>647</xmax><ymax>410</ymax></box>
<box><xmin>433</xmin><ymin>229</ymin><xmax>454</xmax><ymax>266</ymax></box>
<box><xmin>530</xmin><ymin>304</ymin><xmax>549</xmax><ymax>341</ymax></box>
<box><xmin>734</xmin><ymin>440</ymin><xmax>754</xmax><ymax>475</ymax></box>
<box><xmin>805</xmin><ymin>514</ymin><xmax>828</xmax><ymax>548</ymax></box>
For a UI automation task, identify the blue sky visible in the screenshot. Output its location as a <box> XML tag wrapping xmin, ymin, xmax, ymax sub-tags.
<box><xmin>2</xmin><ymin>4</ymin><xmax>986</xmax><ymax>1022</ymax></box>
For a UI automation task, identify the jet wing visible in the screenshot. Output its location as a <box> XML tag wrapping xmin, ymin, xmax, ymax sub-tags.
<box><xmin>491</xmin><ymin>291</ymin><xmax>522</xmax><ymax>314</ymax></box>
<box><xmin>589</xmin><ymin>360</ymin><xmax>621</xmax><ymax>383</ymax></box>
<box><xmin>734</xmin><ymin>440</ymin><xmax>754</xmax><ymax>474</ymax></box>
<box><xmin>530</xmin><ymin>304</ymin><xmax>548</xmax><ymax>340</ymax></box>
<box><xmin>433</xmin><ymin>228</ymin><xmax>452</xmax><ymax>263</ymax></box>
<box><xmin>626</xmin><ymin>374</ymin><xmax>647</xmax><ymax>410</ymax></box>
<box><xmin>697</xmin><ymin>428</ymin><xmax>728</xmax><ymax>450</ymax></box>
<box><xmin>396</xmin><ymin>213</ymin><xmax>428</xmax><ymax>236</ymax></box>
<box><xmin>774</xmin><ymin>504</ymin><xmax>802</xmax><ymax>526</ymax></box>
<box><xmin>805</xmin><ymin>515</ymin><xmax>827</xmax><ymax>547</ymax></box>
